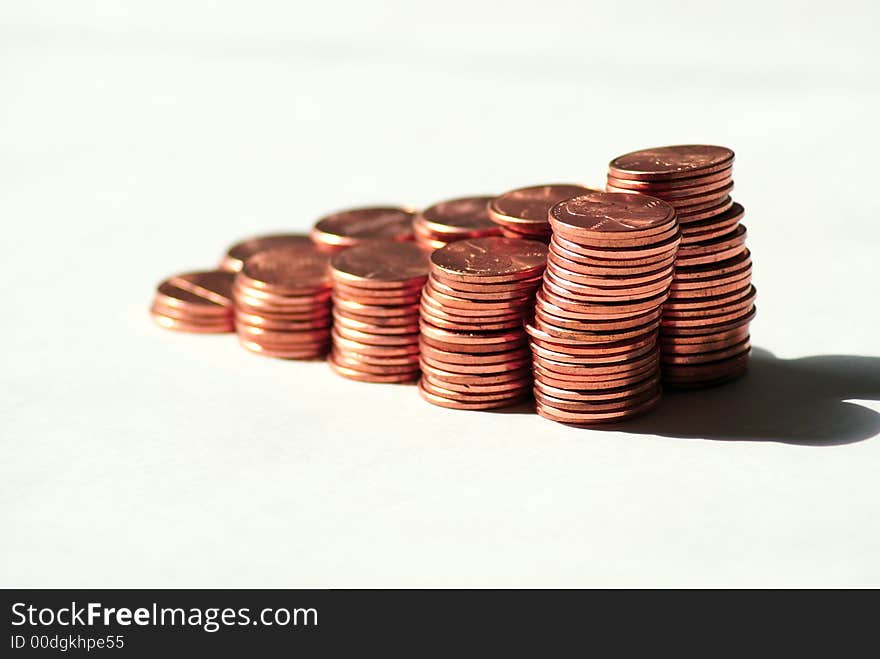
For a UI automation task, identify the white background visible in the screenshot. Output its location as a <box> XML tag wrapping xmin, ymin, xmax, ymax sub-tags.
<box><xmin>2</xmin><ymin>1</ymin><xmax>879</xmax><ymax>587</ymax></box>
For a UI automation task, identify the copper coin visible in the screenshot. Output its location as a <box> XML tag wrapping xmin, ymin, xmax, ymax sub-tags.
<box><xmin>331</xmin><ymin>349</ymin><xmax>421</xmax><ymax>367</ymax></box>
<box><xmin>679</xmin><ymin>202</ymin><xmax>743</xmax><ymax>234</ymax></box>
<box><xmin>419</xmin><ymin>360</ymin><xmax>531</xmax><ymax>385</ymax></box>
<box><xmin>669</xmin><ymin>270</ymin><xmax>752</xmax><ymax>296</ymax></box>
<box><xmin>675</xmin><ymin>196</ymin><xmax>735</xmax><ymax>223</ymax></box>
<box><xmin>311</xmin><ymin>206</ymin><xmax>415</xmax><ymax>249</ymax></box>
<box><xmin>235</xmin><ymin>312</ymin><xmax>331</xmax><ymax>331</ymax></box>
<box><xmin>221</xmin><ymin>233</ymin><xmax>311</xmax><ymax>272</ymax></box>
<box><xmin>608</xmin><ymin>175</ymin><xmax>733</xmax><ymax>201</ymax></box>
<box><xmin>419</xmin><ymin>343</ymin><xmax>530</xmax><ymax>366</ymax></box>
<box><xmin>418</xmin><ymin>380</ymin><xmax>529</xmax><ymax>410</ymax></box>
<box><xmin>534</xmin><ymin>305</ymin><xmax>661</xmax><ymax>331</ymax></box>
<box><xmin>150</xmin><ymin>310</ymin><xmax>232</xmax><ymax>333</ymax></box>
<box><xmin>488</xmin><ymin>183</ymin><xmax>594</xmax><ymax>231</ymax></box>
<box><xmin>542</xmin><ymin>269</ymin><xmax>672</xmax><ymax>302</ymax></box>
<box><xmin>534</xmin><ymin>384</ymin><xmax>659</xmax><ymax>412</ymax></box>
<box><xmin>534</xmin><ymin>290</ymin><xmax>662</xmax><ymax>323</ymax></box>
<box><xmin>330</xmin><ymin>240</ymin><xmax>429</xmax><ymax>289</ymax></box>
<box><xmin>533</xmin><ymin>361</ymin><xmax>658</xmax><ymax>390</ymax></box>
<box><xmin>426</xmin><ymin>274</ymin><xmax>541</xmax><ymax>301</ymax></box>
<box><xmin>499</xmin><ymin>225</ymin><xmax>552</xmax><ymax>241</ymax></box>
<box><xmin>150</xmin><ymin>300</ymin><xmax>228</xmax><ymax>324</ymax></box>
<box><xmin>419</xmin><ymin>377</ymin><xmax>530</xmax><ymax>403</ymax></box>
<box><xmin>421</xmin><ymin>288</ymin><xmax>532</xmax><ymax>314</ymax></box>
<box><xmin>419</xmin><ymin>321</ymin><xmax>526</xmax><ymax>346</ymax></box>
<box><xmin>418</xmin><ymin>196</ymin><xmax>499</xmax><ymax>236</ymax></box>
<box><xmin>239</xmin><ymin>244</ymin><xmax>331</xmax><ymax>294</ymax></box>
<box><xmin>332</xmin><ymin>331</ymin><xmax>420</xmax><ymax>356</ymax></box>
<box><xmin>661</xmin><ymin>305</ymin><xmax>756</xmax><ymax>335</ymax></box>
<box><xmin>420</xmin><ymin>291</ymin><xmax>527</xmax><ymax>320</ymax></box>
<box><xmin>419</xmin><ymin>333</ymin><xmax>527</xmax><ymax>355</ymax></box>
<box><xmin>429</xmin><ymin>272</ymin><xmax>543</xmax><ymax>294</ymax></box>
<box><xmin>333</xmin><ymin>296</ymin><xmax>422</xmax><ymax>318</ymax></box>
<box><xmin>662</xmin><ymin>295</ymin><xmax>756</xmax><ymax>325</ymax></box>
<box><xmin>332</xmin><ymin>312</ymin><xmax>419</xmax><ymax>335</ymax></box>
<box><xmin>537</xmin><ymin>287</ymin><xmax>667</xmax><ymax>317</ymax></box>
<box><xmin>545</xmin><ymin>259</ymin><xmax>673</xmax><ymax>287</ymax></box>
<box><xmin>153</xmin><ymin>282</ymin><xmax>230</xmax><ymax>317</ymax></box>
<box><xmin>672</xmin><ymin>249</ymin><xmax>752</xmax><ymax>280</ymax></box>
<box><xmin>606</xmin><ymin>166</ymin><xmax>732</xmax><ymax>191</ymax></box>
<box><xmin>676</xmin><ymin>224</ymin><xmax>747</xmax><ymax>257</ymax></box>
<box><xmin>550</xmin><ymin>234</ymin><xmax>678</xmax><ymax>266</ymax></box>
<box><xmin>421</xmin><ymin>373</ymin><xmax>532</xmax><ymax>394</ymax></box>
<box><xmin>238</xmin><ymin>338</ymin><xmax>328</xmax><ymax>359</ymax></box>
<box><xmin>549</xmin><ymin>192</ymin><xmax>675</xmax><ymax>236</ymax></box>
<box><xmin>660</xmin><ymin>325</ymin><xmax>750</xmax><ymax>347</ymax></box>
<box><xmin>535</xmin><ymin>392</ymin><xmax>660</xmax><ymax>424</ymax></box>
<box><xmin>661</xmin><ymin>348</ymin><xmax>751</xmax><ymax>377</ymax></box>
<box><xmin>534</xmin><ymin>373</ymin><xmax>660</xmax><ymax>402</ymax></box>
<box><xmin>664</xmin><ymin>284</ymin><xmax>756</xmax><ymax>312</ymax></box>
<box><xmin>530</xmin><ymin>339</ymin><xmax>656</xmax><ymax>365</ymax></box>
<box><xmin>418</xmin><ymin>313</ymin><xmax>522</xmax><ymax>333</ymax></box>
<box><xmin>329</xmin><ymin>355</ymin><xmax>419</xmax><ymax>383</ymax></box>
<box><xmin>533</xmin><ymin>347</ymin><xmax>659</xmax><ymax>375</ymax></box>
<box><xmin>331</xmin><ymin>351</ymin><xmax>422</xmax><ymax>375</ymax></box>
<box><xmin>332</xmin><ymin>286</ymin><xmax>422</xmax><ymax>307</ymax></box>
<box><xmin>530</xmin><ymin>331</ymin><xmax>657</xmax><ymax>358</ymax></box>
<box><xmin>609</xmin><ymin>145</ymin><xmax>734</xmax><ymax>180</ymax></box>
<box><xmin>548</xmin><ymin>246</ymin><xmax>676</xmax><ymax>278</ymax></box>
<box><xmin>168</xmin><ymin>270</ymin><xmax>235</xmax><ymax>307</ymax></box>
<box><xmin>431</xmin><ymin>237</ymin><xmax>548</xmax><ymax>283</ymax></box>
<box><xmin>527</xmin><ymin>317</ymin><xmax>659</xmax><ymax>345</ymax></box>
<box><xmin>661</xmin><ymin>338</ymin><xmax>751</xmax><ymax>365</ymax></box>
<box><xmin>674</xmin><ymin>243</ymin><xmax>746</xmax><ymax>268</ymax></box>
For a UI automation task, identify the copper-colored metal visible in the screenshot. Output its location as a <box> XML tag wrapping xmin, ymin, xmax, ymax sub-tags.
<box><xmin>488</xmin><ymin>184</ymin><xmax>594</xmax><ymax>240</ymax></box>
<box><xmin>311</xmin><ymin>206</ymin><xmax>416</xmax><ymax>253</ymax></box>
<box><xmin>413</xmin><ymin>196</ymin><xmax>502</xmax><ymax>251</ymax></box>
<box><xmin>430</xmin><ymin>237</ymin><xmax>549</xmax><ymax>284</ymax></box>
<box><xmin>608</xmin><ymin>145</ymin><xmax>735</xmax><ymax>181</ymax></box>
<box><xmin>221</xmin><ymin>233</ymin><xmax>312</xmax><ymax>272</ymax></box>
<box><xmin>330</xmin><ymin>241</ymin><xmax>429</xmax><ymax>289</ymax></box>
<box><xmin>150</xmin><ymin>271</ymin><xmax>236</xmax><ymax>333</ymax></box>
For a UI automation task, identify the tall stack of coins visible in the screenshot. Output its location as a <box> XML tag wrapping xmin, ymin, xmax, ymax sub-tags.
<box><xmin>150</xmin><ymin>271</ymin><xmax>236</xmax><ymax>333</ymax></box>
<box><xmin>328</xmin><ymin>242</ymin><xmax>428</xmax><ymax>383</ymax></box>
<box><xmin>530</xmin><ymin>192</ymin><xmax>680</xmax><ymax>424</ymax></box>
<box><xmin>488</xmin><ymin>184</ymin><xmax>594</xmax><ymax>242</ymax></box>
<box><xmin>310</xmin><ymin>206</ymin><xmax>416</xmax><ymax>254</ymax></box>
<box><xmin>418</xmin><ymin>237</ymin><xmax>548</xmax><ymax>410</ymax></box>
<box><xmin>233</xmin><ymin>244</ymin><xmax>333</xmax><ymax>359</ymax></box>
<box><xmin>412</xmin><ymin>196</ymin><xmax>501</xmax><ymax>251</ymax></box>
<box><xmin>607</xmin><ymin>145</ymin><xmax>754</xmax><ymax>387</ymax></box>
<box><xmin>220</xmin><ymin>233</ymin><xmax>312</xmax><ymax>272</ymax></box>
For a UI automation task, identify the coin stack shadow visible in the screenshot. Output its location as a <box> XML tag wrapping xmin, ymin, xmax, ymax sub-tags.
<box><xmin>529</xmin><ymin>192</ymin><xmax>680</xmax><ymax>425</ymax></box>
<box><xmin>310</xmin><ymin>206</ymin><xmax>416</xmax><ymax>254</ymax></box>
<box><xmin>328</xmin><ymin>242</ymin><xmax>428</xmax><ymax>383</ymax></box>
<box><xmin>232</xmin><ymin>245</ymin><xmax>333</xmax><ymax>359</ymax></box>
<box><xmin>413</xmin><ymin>196</ymin><xmax>501</xmax><ymax>251</ymax></box>
<box><xmin>417</xmin><ymin>237</ymin><xmax>548</xmax><ymax>410</ymax></box>
<box><xmin>150</xmin><ymin>271</ymin><xmax>236</xmax><ymax>333</ymax></box>
<box><xmin>488</xmin><ymin>184</ymin><xmax>594</xmax><ymax>243</ymax></box>
<box><xmin>607</xmin><ymin>145</ymin><xmax>755</xmax><ymax>387</ymax></box>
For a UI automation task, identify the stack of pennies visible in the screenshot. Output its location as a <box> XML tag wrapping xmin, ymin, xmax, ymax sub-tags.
<box><xmin>529</xmin><ymin>191</ymin><xmax>680</xmax><ymax>425</ymax></box>
<box><xmin>310</xmin><ymin>206</ymin><xmax>416</xmax><ymax>254</ymax></box>
<box><xmin>607</xmin><ymin>145</ymin><xmax>754</xmax><ymax>387</ymax></box>
<box><xmin>219</xmin><ymin>233</ymin><xmax>312</xmax><ymax>272</ymax></box>
<box><xmin>412</xmin><ymin>196</ymin><xmax>501</xmax><ymax>251</ymax></box>
<box><xmin>488</xmin><ymin>184</ymin><xmax>594</xmax><ymax>242</ymax></box>
<box><xmin>418</xmin><ymin>237</ymin><xmax>548</xmax><ymax>410</ymax></box>
<box><xmin>150</xmin><ymin>270</ymin><xmax>235</xmax><ymax>333</ymax></box>
<box><xmin>232</xmin><ymin>243</ymin><xmax>333</xmax><ymax>359</ymax></box>
<box><xmin>328</xmin><ymin>242</ymin><xmax>428</xmax><ymax>383</ymax></box>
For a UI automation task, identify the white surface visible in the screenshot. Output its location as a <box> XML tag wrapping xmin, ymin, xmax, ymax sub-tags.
<box><xmin>2</xmin><ymin>1</ymin><xmax>879</xmax><ymax>587</ymax></box>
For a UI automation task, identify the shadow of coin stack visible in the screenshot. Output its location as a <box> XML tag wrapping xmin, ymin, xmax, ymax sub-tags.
<box><xmin>412</xmin><ymin>196</ymin><xmax>501</xmax><ymax>251</ymax></box>
<box><xmin>417</xmin><ymin>237</ymin><xmax>548</xmax><ymax>410</ymax></box>
<box><xmin>607</xmin><ymin>145</ymin><xmax>755</xmax><ymax>387</ymax></box>
<box><xmin>328</xmin><ymin>242</ymin><xmax>429</xmax><ymax>383</ymax></box>
<box><xmin>488</xmin><ymin>183</ymin><xmax>594</xmax><ymax>243</ymax></box>
<box><xmin>232</xmin><ymin>244</ymin><xmax>333</xmax><ymax>359</ymax></box>
<box><xmin>529</xmin><ymin>192</ymin><xmax>680</xmax><ymax>424</ymax></box>
<box><xmin>310</xmin><ymin>206</ymin><xmax>416</xmax><ymax>254</ymax></box>
<box><xmin>150</xmin><ymin>270</ymin><xmax>236</xmax><ymax>333</ymax></box>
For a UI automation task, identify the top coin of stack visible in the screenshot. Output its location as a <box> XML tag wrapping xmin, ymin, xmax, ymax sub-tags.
<box><xmin>310</xmin><ymin>206</ymin><xmax>416</xmax><ymax>254</ymax></box>
<box><xmin>418</xmin><ymin>237</ymin><xmax>548</xmax><ymax>410</ymax></box>
<box><xmin>488</xmin><ymin>184</ymin><xmax>594</xmax><ymax>242</ymax></box>
<box><xmin>220</xmin><ymin>233</ymin><xmax>313</xmax><ymax>272</ymax></box>
<box><xmin>412</xmin><ymin>196</ymin><xmax>501</xmax><ymax>251</ymax></box>
<box><xmin>529</xmin><ymin>192</ymin><xmax>680</xmax><ymax>425</ymax></box>
<box><xmin>150</xmin><ymin>270</ymin><xmax>236</xmax><ymax>333</ymax></box>
<box><xmin>233</xmin><ymin>243</ymin><xmax>333</xmax><ymax>359</ymax></box>
<box><xmin>607</xmin><ymin>145</ymin><xmax>754</xmax><ymax>387</ymax></box>
<box><xmin>328</xmin><ymin>242</ymin><xmax>429</xmax><ymax>384</ymax></box>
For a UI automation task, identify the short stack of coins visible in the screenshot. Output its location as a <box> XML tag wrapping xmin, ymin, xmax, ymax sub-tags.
<box><xmin>328</xmin><ymin>242</ymin><xmax>428</xmax><ymax>383</ymax></box>
<box><xmin>232</xmin><ymin>244</ymin><xmax>333</xmax><ymax>359</ymax></box>
<box><xmin>151</xmin><ymin>271</ymin><xmax>236</xmax><ymax>333</ymax></box>
<box><xmin>607</xmin><ymin>145</ymin><xmax>755</xmax><ymax>387</ymax></box>
<box><xmin>413</xmin><ymin>196</ymin><xmax>501</xmax><ymax>251</ymax></box>
<box><xmin>310</xmin><ymin>206</ymin><xmax>416</xmax><ymax>254</ymax></box>
<box><xmin>488</xmin><ymin>184</ymin><xmax>594</xmax><ymax>242</ymax></box>
<box><xmin>220</xmin><ymin>233</ymin><xmax>312</xmax><ymax>272</ymax></box>
<box><xmin>529</xmin><ymin>192</ymin><xmax>680</xmax><ymax>425</ymax></box>
<box><xmin>418</xmin><ymin>237</ymin><xmax>548</xmax><ymax>410</ymax></box>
